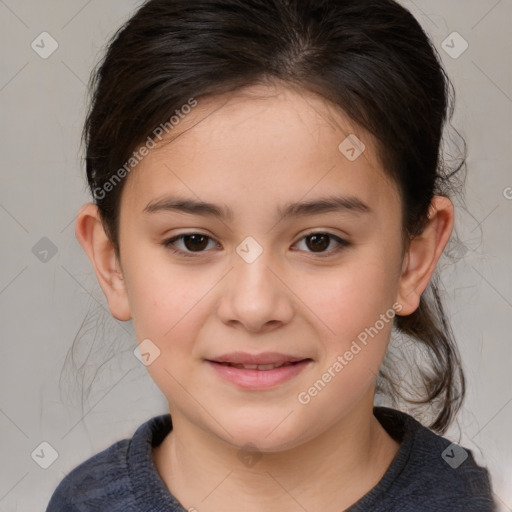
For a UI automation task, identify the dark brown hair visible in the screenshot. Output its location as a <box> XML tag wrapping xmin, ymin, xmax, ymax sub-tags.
<box><xmin>81</xmin><ymin>0</ymin><xmax>466</xmax><ymax>433</ymax></box>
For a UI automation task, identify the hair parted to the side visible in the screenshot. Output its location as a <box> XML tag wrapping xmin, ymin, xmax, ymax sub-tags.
<box><xmin>80</xmin><ymin>0</ymin><xmax>466</xmax><ymax>433</ymax></box>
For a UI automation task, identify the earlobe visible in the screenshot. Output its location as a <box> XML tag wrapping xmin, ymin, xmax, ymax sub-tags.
<box><xmin>75</xmin><ymin>203</ymin><xmax>132</xmax><ymax>321</ymax></box>
<box><xmin>396</xmin><ymin>196</ymin><xmax>454</xmax><ymax>316</ymax></box>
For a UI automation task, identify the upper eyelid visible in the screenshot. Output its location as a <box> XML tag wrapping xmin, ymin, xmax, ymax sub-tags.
<box><xmin>164</xmin><ymin>231</ymin><xmax>348</xmax><ymax>254</ymax></box>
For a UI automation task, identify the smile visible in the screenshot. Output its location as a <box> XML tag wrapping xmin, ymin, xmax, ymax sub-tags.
<box><xmin>206</xmin><ymin>359</ymin><xmax>312</xmax><ymax>389</ymax></box>
<box><xmin>219</xmin><ymin>362</ymin><xmax>296</xmax><ymax>370</ymax></box>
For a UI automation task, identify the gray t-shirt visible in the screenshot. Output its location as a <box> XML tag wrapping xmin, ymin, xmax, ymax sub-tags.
<box><xmin>46</xmin><ymin>407</ymin><xmax>497</xmax><ymax>511</ymax></box>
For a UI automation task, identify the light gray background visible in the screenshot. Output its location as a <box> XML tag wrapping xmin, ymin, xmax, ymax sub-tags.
<box><xmin>0</xmin><ymin>0</ymin><xmax>511</xmax><ymax>510</ymax></box>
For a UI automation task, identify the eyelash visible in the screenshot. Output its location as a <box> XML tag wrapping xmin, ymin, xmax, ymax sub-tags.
<box><xmin>162</xmin><ymin>231</ymin><xmax>350</xmax><ymax>258</ymax></box>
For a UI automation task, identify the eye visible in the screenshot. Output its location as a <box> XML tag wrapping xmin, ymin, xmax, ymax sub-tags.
<box><xmin>163</xmin><ymin>233</ymin><xmax>220</xmax><ymax>257</ymax></box>
<box><xmin>293</xmin><ymin>232</ymin><xmax>350</xmax><ymax>256</ymax></box>
<box><xmin>163</xmin><ymin>231</ymin><xmax>350</xmax><ymax>258</ymax></box>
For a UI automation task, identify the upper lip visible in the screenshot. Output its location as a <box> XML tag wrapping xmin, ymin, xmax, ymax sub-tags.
<box><xmin>207</xmin><ymin>352</ymin><xmax>310</xmax><ymax>365</ymax></box>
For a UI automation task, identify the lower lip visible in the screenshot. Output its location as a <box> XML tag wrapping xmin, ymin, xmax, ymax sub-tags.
<box><xmin>206</xmin><ymin>360</ymin><xmax>312</xmax><ymax>389</ymax></box>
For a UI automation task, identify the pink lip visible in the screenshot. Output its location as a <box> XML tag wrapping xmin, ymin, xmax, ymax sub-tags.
<box><xmin>206</xmin><ymin>359</ymin><xmax>312</xmax><ymax>390</ymax></box>
<box><xmin>207</xmin><ymin>351</ymin><xmax>308</xmax><ymax>366</ymax></box>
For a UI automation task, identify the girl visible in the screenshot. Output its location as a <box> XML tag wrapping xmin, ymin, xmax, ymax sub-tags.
<box><xmin>47</xmin><ymin>0</ymin><xmax>496</xmax><ymax>510</ymax></box>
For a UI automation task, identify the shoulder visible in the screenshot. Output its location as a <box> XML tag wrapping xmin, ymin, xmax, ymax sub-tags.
<box><xmin>46</xmin><ymin>437</ymin><xmax>132</xmax><ymax>511</ymax></box>
<box><xmin>372</xmin><ymin>407</ymin><xmax>496</xmax><ymax>511</ymax></box>
<box><xmin>46</xmin><ymin>415</ymin><xmax>173</xmax><ymax>512</ymax></box>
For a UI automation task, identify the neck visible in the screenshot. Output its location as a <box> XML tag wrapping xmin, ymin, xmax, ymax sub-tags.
<box><xmin>153</xmin><ymin>396</ymin><xmax>400</xmax><ymax>512</ymax></box>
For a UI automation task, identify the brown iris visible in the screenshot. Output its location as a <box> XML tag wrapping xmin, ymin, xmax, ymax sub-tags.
<box><xmin>305</xmin><ymin>233</ymin><xmax>330</xmax><ymax>252</ymax></box>
<box><xmin>182</xmin><ymin>234</ymin><xmax>210</xmax><ymax>252</ymax></box>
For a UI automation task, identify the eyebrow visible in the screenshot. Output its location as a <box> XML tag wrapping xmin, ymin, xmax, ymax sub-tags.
<box><xmin>143</xmin><ymin>195</ymin><xmax>371</xmax><ymax>221</ymax></box>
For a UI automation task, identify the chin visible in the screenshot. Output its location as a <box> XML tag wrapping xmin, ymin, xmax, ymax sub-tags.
<box><xmin>217</xmin><ymin>417</ymin><xmax>307</xmax><ymax>454</ymax></box>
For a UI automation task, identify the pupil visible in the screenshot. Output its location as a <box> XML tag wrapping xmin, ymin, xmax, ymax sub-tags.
<box><xmin>184</xmin><ymin>234</ymin><xmax>208</xmax><ymax>251</ymax></box>
<box><xmin>308</xmin><ymin>234</ymin><xmax>329</xmax><ymax>252</ymax></box>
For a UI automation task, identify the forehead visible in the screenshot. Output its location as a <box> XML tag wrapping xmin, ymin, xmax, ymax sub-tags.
<box><xmin>122</xmin><ymin>83</ymin><xmax>398</xmax><ymax>216</ymax></box>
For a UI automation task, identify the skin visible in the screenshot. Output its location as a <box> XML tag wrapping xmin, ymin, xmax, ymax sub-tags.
<box><xmin>76</xmin><ymin>82</ymin><xmax>454</xmax><ymax>511</ymax></box>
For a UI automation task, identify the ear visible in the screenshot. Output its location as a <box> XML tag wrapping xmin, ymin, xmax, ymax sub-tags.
<box><xmin>396</xmin><ymin>196</ymin><xmax>454</xmax><ymax>316</ymax></box>
<box><xmin>75</xmin><ymin>203</ymin><xmax>131</xmax><ymax>321</ymax></box>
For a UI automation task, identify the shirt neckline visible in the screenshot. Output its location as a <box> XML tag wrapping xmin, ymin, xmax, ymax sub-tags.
<box><xmin>344</xmin><ymin>407</ymin><xmax>418</xmax><ymax>511</ymax></box>
<box><xmin>126</xmin><ymin>407</ymin><xmax>418</xmax><ymax>511</ymax></box>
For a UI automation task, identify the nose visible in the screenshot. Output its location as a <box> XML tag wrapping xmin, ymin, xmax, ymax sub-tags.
<box><xmin>216</xmin><ymin>251</ymin><xmax>295</xmax><ymax>333</ymax></box>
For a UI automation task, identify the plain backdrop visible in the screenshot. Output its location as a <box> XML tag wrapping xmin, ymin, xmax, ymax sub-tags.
<box><xmin>0</xmin><ymin>0</ymin><xmax>511</xmax><ymax>510</ymax></box>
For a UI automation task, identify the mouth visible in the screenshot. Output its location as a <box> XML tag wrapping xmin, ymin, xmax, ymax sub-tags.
<box><xmin>205</xmin><ymin>358</ymin><xmax>313</xmax><ymax>389</ymax></box>
<box><xmin>208</xmin><ymin>360</ymin><xmax>310</xmax><ymax>371</ymax></box>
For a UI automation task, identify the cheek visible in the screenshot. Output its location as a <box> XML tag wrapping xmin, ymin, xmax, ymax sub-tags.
<box><xmin>125</xmin><ymin>264</ymin><xmax>211</xmax><ymax>396</ymax></box>
<box><xmin>295</xmin><ymin>252</ymin><xmax>401</xmax><ymax>396</ymax></box>
<box><xmin>301</xmin><ymin>256</ymin><xmax>399</xmax><ymax>333</ymax></box>
<box><xmin>293</xmin><ymin>260</ymin><xmax>398</xmax><ymax>420</ymax></box>
<box><xmin>128</xmin><ymin>266</ymin><xmax>206</xmax><ymax>340</ymax></box>
<box><xmin>120</xmin><ymin>240</ymin><xmax>194</xmax><ymax>340</ymax></box>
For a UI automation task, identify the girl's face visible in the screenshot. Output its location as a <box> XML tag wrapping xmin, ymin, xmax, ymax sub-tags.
<box><xmin>116</xmin><ymin>84</ymin><xmax>407</xmax><ymax>450</ymax></box>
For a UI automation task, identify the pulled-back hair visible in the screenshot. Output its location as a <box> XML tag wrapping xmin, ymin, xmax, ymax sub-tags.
<box><xmin>81</xmin><ymin>0</ymin><xmax>466</xmax><ymax>433</ymax></box>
